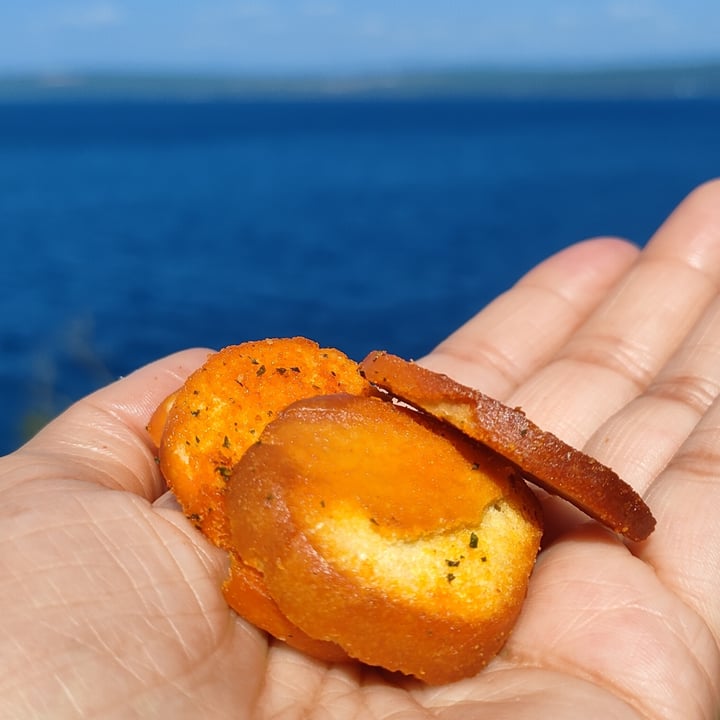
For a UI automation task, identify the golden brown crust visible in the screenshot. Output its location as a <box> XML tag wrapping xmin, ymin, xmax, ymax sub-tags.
<box><xmin>359</xmin><ymin>351</ymin><xmax>655</xmax><ymax>542</ymax></box>
<box><xmin>228</xmin><ymin>393</ymin><xmax>543</xmax><ymax>684</ymax></box>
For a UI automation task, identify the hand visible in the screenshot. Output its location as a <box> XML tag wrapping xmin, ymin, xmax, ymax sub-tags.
<box><xmin>3</xmin><ymin>181</ymin><xmax>720</xmax><ymax>719</ymax></box>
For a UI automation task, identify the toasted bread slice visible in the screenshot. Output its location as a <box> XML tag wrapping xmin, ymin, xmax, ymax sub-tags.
<box><xmin>228</xmin><ymin>393</ymin><xmax>542</xmax><ymax>684</ymax></box>
<box><xmin>151</xmin><ymin>337</ymin><xmax>370</xmax><ymax>548</ymax></box>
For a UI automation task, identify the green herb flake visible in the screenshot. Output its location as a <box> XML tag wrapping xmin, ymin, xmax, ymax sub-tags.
<box><xmin>446</xmin><ymin>573</ymin><xmax>456</xmax><ymax>583</ymax></box>
<box><xmin>445</xmin><ymin>559</ymin><xmax>461</xmax><ymax>567</ymax></box>
<box><xmin>190</xmin><ymin>409</ymin><xmax>201</xmax><ymax>417</ymax></box>
<box><xmin>275</xmin><ymin>367</ymin><xmax>287</xmax><ymax>375</ymax></box>
<box><xmin>469</xmin><ymin>532</ymin><xmax>479</xmax><ymax>549</ymax></box>
<box><xmin>256</xmin><ymin>364</ymin><xmax>266</xmax><ymax>377</ymax></box>
<box><xmin>222</xmin><ymin>435</ymin><xmax>231</xmax><ymax>449</ymax></box>
<box><xmin>215</xmin><ymin>466</ymin><xmax>232</xmax><ymax>479</ymax></box>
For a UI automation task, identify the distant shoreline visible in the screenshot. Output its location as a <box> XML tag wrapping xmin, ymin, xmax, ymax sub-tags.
<box><xmin>2</xmin><ymin>63</ymin><xmax>720</xmax><ymax>101</ymax></box>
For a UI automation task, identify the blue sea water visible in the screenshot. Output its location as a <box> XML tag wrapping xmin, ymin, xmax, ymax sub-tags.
<box><xmin>1</xmin><ymin>97</ymin><xmax>719</xmax><ymax>454</ymax></box>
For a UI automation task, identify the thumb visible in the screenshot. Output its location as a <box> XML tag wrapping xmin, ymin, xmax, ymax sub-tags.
<box><xmin>3</xmin><ymin>348</ymin><xmax>212</xmax><ymax>502</ymax></box>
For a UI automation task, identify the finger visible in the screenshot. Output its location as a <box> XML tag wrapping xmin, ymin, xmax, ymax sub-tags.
<box><xmin>583</xmin><ymin>293</ymin><xmax>720</xmax><ymax>496</ymax></box>
<box><xmin>4</xmin><ymin>348</ymin><xmax>212</xmax><ymax>501</ymax></box>
<box><xmin>511</xmin><ymin>179</ymin><xmax>720</xmax><ymax>448</ymax></box>
<box><xmin>540</xmin><ymin>289</ymin><xmax>720</xmax><ymax>541</ymax></box>
<box><xmin>640</xmin><ymin>392</ymin><xmax>720</xmax><ymax>644</ymax></box>
<box><xmin>421</xmin><ymin>237</ymin><xmax>639</xmax><ymax>399</ymax></box>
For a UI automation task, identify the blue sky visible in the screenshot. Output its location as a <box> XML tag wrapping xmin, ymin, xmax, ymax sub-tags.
<box><xmin>1</xmin><ymin>1</ymin><xmax>719</xmax><ymax>74</ymax></box>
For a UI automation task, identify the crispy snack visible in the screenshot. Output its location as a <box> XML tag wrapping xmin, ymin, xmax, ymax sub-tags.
<box><xmin>151</xmin><ymin>338</ymin><xmax>542</xmax><ymax>682</ymax></box>
<box><xmin>359</xmin><ymin>351</ymin><xmax>656</xmax><ymax>542</ymax></box>
<box><xmin>151</xmin><ymin>337</ymin><xmax>371</xmax><ymax>548</ymax></box>
<box><xmin>228</xmin><ymin>393</ymin><xmax>543</xmax><ymax>685</ymax></box>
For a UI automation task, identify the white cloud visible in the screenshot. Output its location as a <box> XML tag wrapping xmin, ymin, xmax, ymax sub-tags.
<box><xmin>550</xmin><ymin>7</ymin><xmax>585</xmax><ymax>30</ymax></box>
<box><xmin>358</xmin><ymin>13</ymin><xmax>388</xmax><ymax>39</ymax></box>
<box><xmin>59</xmin><ymin>2</ymin><xmax>124</xmax><ymax>28</ymax></box>
<box><xmin>232</xmin><ymin>2</ymin><xmax>275</xmax><ymax>19</ymax></box>
<box><xmin>605</xmin><ymin>0</ymin><xmax>658</xmax><ymax>21</ymax></box>
<box><xmin>301</xmin><ymin>1</ymin><xmax>339</xmax><ymax>17</ymax></box>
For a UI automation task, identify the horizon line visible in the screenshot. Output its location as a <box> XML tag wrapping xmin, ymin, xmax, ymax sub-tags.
<box><xmin>2</xmin><ymin>61</ymin><xmax>720</xmax><ymax>101</ymax></box>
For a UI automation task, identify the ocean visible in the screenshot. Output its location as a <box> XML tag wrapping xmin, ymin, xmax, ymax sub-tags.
<box><xmin>2</xmin><ymin>97</ymin><xmax>719</xmax><ymax>455</ymax></box>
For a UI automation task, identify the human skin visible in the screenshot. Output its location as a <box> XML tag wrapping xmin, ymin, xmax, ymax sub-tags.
<box><xmin>2</xmin><ymin>180</ymin><xmax>720</xmax><ymax>718</ymax></box>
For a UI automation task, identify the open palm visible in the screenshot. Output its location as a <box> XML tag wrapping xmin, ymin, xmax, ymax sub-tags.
<box><xmin>3</xmin><ymin>182</ymin><xmax>720</xmax><ymax>719</ymax></box>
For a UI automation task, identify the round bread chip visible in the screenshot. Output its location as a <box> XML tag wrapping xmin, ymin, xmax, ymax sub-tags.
<box><xmin>359</xmin><ymin>351</ymin><xmax>656</xmax><ymax>542</ymax></box>
<box><xmin>152</xmin><ymin>337</ymin><xmax>371</xmax><ymax>549</ymax></box>
<box><xmin>228</xmin><ymin>393</ymin><xmax>543</xmax><ymax>684</ymax></box>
